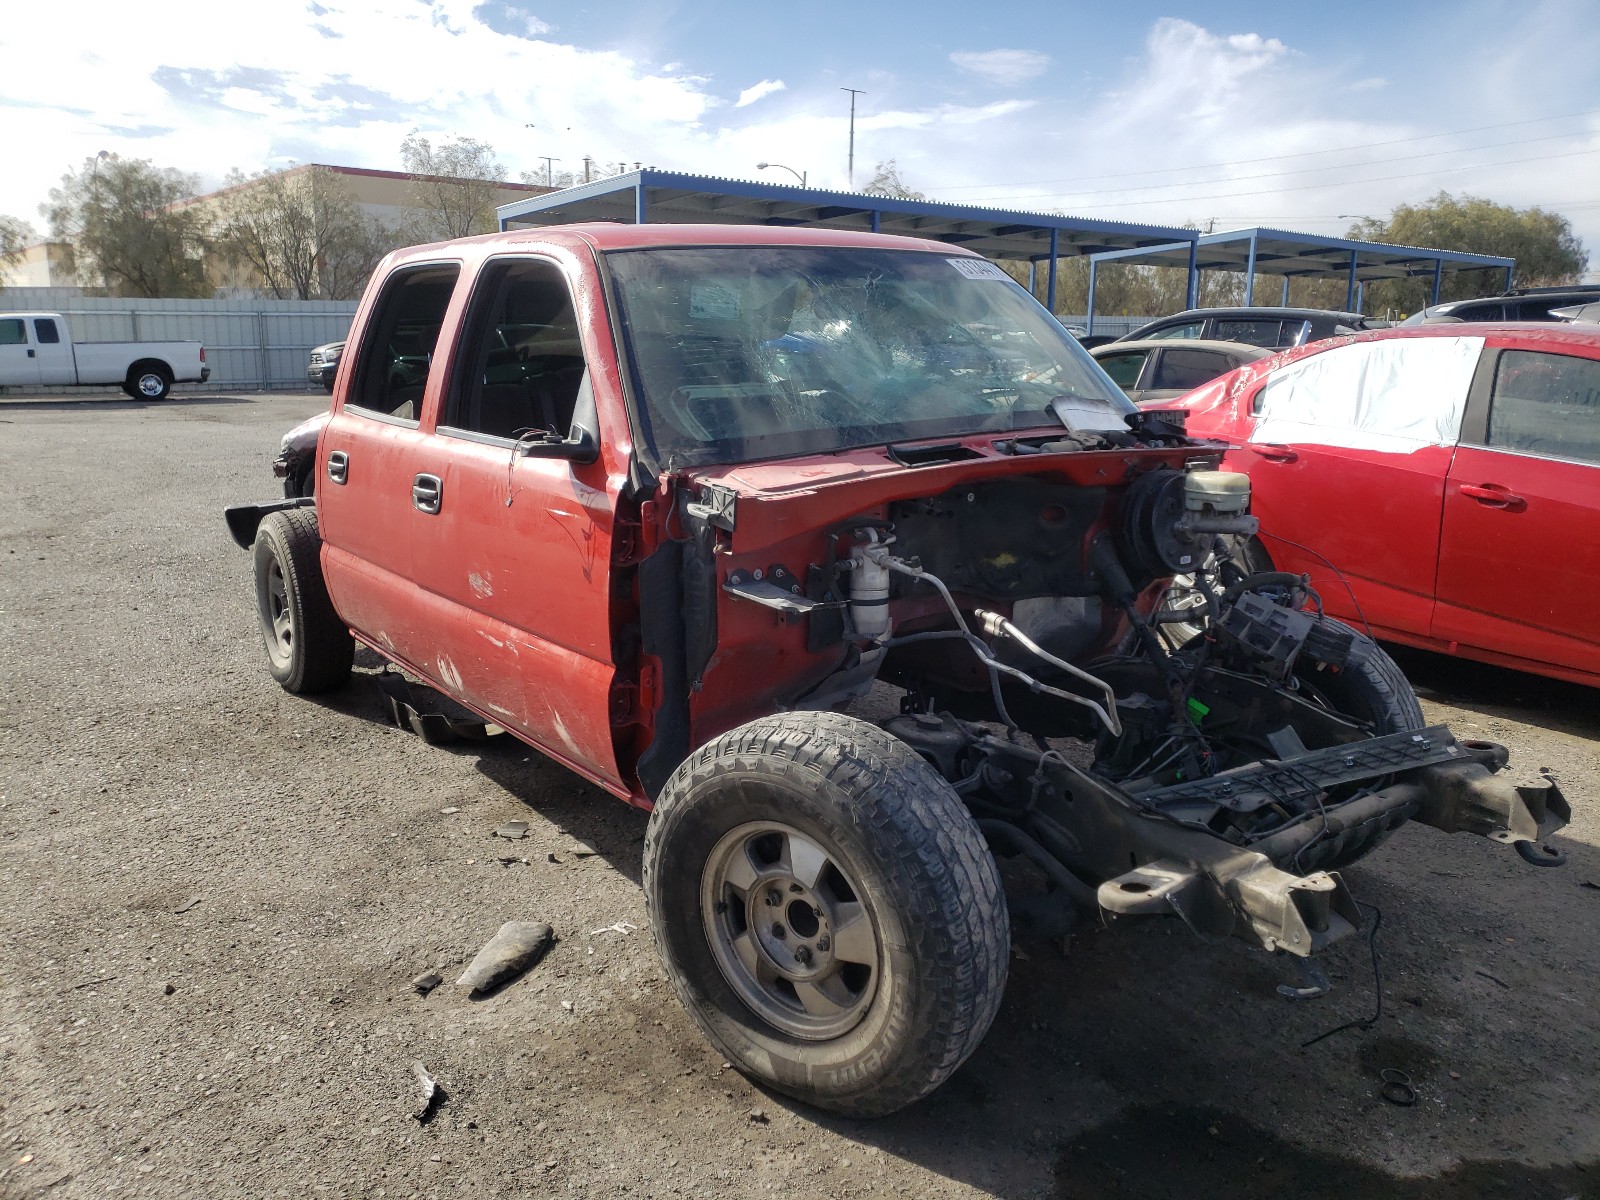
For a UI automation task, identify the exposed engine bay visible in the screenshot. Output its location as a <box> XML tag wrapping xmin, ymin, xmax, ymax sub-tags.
<box><xmin>692</xmin><ymin>455</ymin><xmax>1570</xmax><ymax>965</ymax></box>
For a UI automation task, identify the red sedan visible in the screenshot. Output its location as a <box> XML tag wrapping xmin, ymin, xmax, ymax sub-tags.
<box><xmin>1159</xmin><ymin>323</ymin><xmax>1600</xmax><ymax>687</ymax></box>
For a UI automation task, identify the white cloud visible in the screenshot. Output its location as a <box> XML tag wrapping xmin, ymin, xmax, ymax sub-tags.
<box><xmin>949</xmin><ymin>50</ymin><xmax>1051</xmax><ymax>87</ymax></box>
<box><xmin>735</xmin><ymin>79</ymin><xmax>786</xmax><ymax>108</ymax></box>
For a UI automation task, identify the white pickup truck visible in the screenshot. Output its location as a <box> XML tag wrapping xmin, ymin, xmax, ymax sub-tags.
<box><xmin>0</xmin><ymin>311</ymin><xmax>208</xmax><ymax>400</ymax></box>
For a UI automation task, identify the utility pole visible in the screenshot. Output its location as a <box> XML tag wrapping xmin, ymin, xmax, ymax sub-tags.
<box><xmin>841</xmin><ymin>88</ymin><xmax>865</xmax><ymax>188</ymax></box>
<box><xmin>539</xmin><ymin>156</ymin><xmax>558</xmax><ymax>186</ymax></box>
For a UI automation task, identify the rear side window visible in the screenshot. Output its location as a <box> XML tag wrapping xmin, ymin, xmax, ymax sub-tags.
<box><xmin>1450</xmin><ymin>301</ymin><xmax>1507</xmax><ymax>321</ymax></box>
<box><xmin>1095</xmin><ymin>349</ymin><xmax>1149</xmax><ymax>389</ymax></box>
<box><xmin>32</xmin><ymin>318</ymin><xmax>60</xmax><ymax>344</ymax></box>
<box><xmin>0</xmin><ymin>319</ymin><xmax>24</xmax><ymax>345</ymax></box>
<box><xmin>347</xmin><ymin>264</ymin><xmax>460</xmax><ymax>422</ymax></box>
<box><xmin>1213</xmin><ymin>319</ymin><xmax>1283</xmax><ymax>347</ymax></box>
<box><xmin>1487</xmin><ymin>350</ymin><xmax>1600</xmax><ymax>466</ymax></box>
<box><xmin>1150</xmin><ymin>349</ymin><xmax>1231</xmax><ymax>391</ymax></box>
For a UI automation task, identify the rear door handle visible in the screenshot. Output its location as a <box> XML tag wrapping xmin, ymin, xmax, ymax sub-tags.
<box><xmin>327</xmin><ymin>450</ymin><xmax>349</xmax><ymax>485</ymax></box>
<box><xmin>1458</xmin><ymin>482</ymin><xmax>1524</xmax><ymax>510</ymax></box>
<box><xmin>1248</xmin><ymin>443</ymin><xmax>1298</xmax><ymax>462</ymax></box>
<box><xmin>412</xmin><ymin>473</ymin><xmax>443</xmax><ymax>515</ymax></box>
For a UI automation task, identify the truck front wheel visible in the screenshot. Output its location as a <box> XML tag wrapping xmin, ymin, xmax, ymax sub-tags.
<box><xmin>252</xmin><ymin>509</ymin><xmax>353</xmax><ymax>694</ymax></box>
<box><xmin>644</xmin><ymin>711</ymin><xmax>1009</xmax><ymax>1116</ymax></box>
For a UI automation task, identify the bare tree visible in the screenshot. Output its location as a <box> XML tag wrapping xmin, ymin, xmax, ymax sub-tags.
<box><xmin>43</xmin><ymin>154</ymin><xmax>212</xmax><ymax>297</ymax></box>
<box><xmin>862</xmin><ymin>160</ymin><xmax>926</xmax><ymax>201</ymax></box>
<box><xmin>216</xmin><ymin>167</ymin><xmax>393</xmax><ymax>300</ymax></box>
<box><xmin>399</xmin><ymin>131</ymin><xmax>506</xmax><ymax>240</ymax></box>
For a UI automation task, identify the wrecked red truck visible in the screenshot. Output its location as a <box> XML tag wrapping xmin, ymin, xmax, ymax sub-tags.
<box><xmin>226</xmin><ymin>225</ymin><xmax>1569</xmax><ymax>1116</ymax></box>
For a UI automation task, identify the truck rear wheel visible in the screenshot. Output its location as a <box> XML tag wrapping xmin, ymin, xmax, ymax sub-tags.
<box><xmin>252</xmin><ymin>509</ymin><xmax>352</xmax><ymax>694</ymax></box>
<box><xmin>644</xmin><ymin>711</ymin><xmax>1009</xmax><ymax>1117</ymax></box>
<box><xmin>127</xmin><ymin>363</ymin><xmax>172</xmax><ymax>401</ymax></box>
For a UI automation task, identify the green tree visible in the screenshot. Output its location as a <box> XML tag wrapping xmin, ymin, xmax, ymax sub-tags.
<box><xmin>399</xmin><ymin>131</ymin><xmax>506</xmax><ymax>240</ymax></box>
<box><xmin>216</xmin><ymin>167</ymin><xmax>393</xmax><ymax>300</ymax></box>
<box><xmin>1</xmin><ymin>214</ymin><xmax>35</xmax><ymax>272</ymax></box>
<box><xmin>42</xmin><ymin>154</ymin><xmax>212</xmax><ymax>297</ymax></box>
<box><xmin>1350</xmin><ymin>192</ymin><xmax>1587</xmax><ymax>313</ymax></box>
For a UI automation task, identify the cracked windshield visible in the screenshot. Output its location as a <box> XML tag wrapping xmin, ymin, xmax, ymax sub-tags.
<box><xmin>605</xmin><ymin>246</ymin><xmax>1132</xmax><ymax>466</ymax></box>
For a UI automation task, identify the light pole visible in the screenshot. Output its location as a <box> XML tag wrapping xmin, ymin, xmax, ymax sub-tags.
<box><xmin>756</xmin><ymin>162</ymin><xmax>806</xmax><ymax>187</ymax></box>
<box><xmin>841</xmin><ymin>88</ymin><xmax>865</xmax><ymax>188</ymax></box>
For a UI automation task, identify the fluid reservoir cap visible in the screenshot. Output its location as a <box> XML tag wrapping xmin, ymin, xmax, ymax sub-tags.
<box><xmin>1185</xmin><ymin>470</ymin><xmax>1251</xmax><ymax>513</ymax></box>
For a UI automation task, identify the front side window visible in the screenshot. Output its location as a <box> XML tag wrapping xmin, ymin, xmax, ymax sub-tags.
<box><xmin>605</xmin><ymin>247</ymin><xmax>1131</xmax><ymax>466</ymax></box>
<box><xmin>1252</xmin><ymin>336</ymin><xmax>1483</xmax><ymax>448</ymax></box>
<box><xmin>443</xmin><ymin>258</ymin><xmax>587</xmax><ymax>441</ymax></box>
<box><xmin>1487</xmin><ymin>350</ymin><xmax>1600</xmax><ymax>466</ymax></box>
<box><xmin>0</xmin><ymin>319</ymin><xmax>24</xmax><ymax>346</ymax></box>
<box><xmin>348</xmin><ymin>265</ymin><xmax>460</xmax><ymax>421</ymax></box>
<box><xmin>1145</xmin><ymin>320</ymin><xmax>1204</xmax><ymax>341</ymax></box>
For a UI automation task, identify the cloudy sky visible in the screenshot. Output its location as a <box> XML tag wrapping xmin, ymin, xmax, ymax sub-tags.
<box><xmin>2</xmin><ymin>0</ymin><xmax>1597</xmax><ymax>276</ymax></box>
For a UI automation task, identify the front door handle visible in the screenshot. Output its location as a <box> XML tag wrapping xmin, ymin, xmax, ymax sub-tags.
<box><xmin>412</xmin><ymin>473</ymin><xmax>443</xmax><ymax>515</ymax></box>
<box><xmin>1248</xmin><ymin>443</ymin><xmax>1298</xmax><ymax>463</ymax></box>
<box><xmin>1458</xmin><ymin>482</ymin><xmax>1525</xmax><ymax>510</ymax></box>
<box><xmin>327</xmin><ymin>450</ymin><xmax>348</xmax><ymax>485</ymax></box>
<box><xmin>26</xmin><ymin>348</ymin><xmax>35</xmax><ymax>358</ymax></box>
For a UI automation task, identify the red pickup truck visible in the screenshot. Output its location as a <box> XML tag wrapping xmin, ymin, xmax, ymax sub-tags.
<box><xmin>227</xmin><ymin>224</ymin><xmax>1567</xmax><ymax>1116</ymax></box>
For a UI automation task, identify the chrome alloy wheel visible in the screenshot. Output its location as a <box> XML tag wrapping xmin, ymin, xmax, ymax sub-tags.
<box><xmin>700</xmin><ymin>821</ymin><xmax>881</xmax><ymax>1040</ymax></box>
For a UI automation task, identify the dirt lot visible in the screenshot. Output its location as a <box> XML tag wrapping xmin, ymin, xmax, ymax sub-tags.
<box><xmin>1</xmin><ymin>391</ymin><xmax>1596</xmax><ymax>1200</ymax></box>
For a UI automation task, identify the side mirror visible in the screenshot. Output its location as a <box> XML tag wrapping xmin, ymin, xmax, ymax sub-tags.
<box><xmin>515</xmin><ymin>425</ymin><xmax>598</xmax><ymax>465</ymax></box>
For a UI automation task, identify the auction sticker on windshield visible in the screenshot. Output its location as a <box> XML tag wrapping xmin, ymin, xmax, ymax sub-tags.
<box><xmin>946</xmin><ymin>258</ymin><xmax>1008</xmax><ymax>281</ymax></box>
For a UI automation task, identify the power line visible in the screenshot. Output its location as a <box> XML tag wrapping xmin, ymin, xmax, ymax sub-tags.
<box><xmin>929</xmin><ymin>107</ymin><xmax>1600</xmax><ymax>194</ymax></box>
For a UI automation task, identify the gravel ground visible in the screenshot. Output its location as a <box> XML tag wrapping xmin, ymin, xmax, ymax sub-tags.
<box><xmin>1</xmin><ymin>392</ymin><xmax>1596</xmax><ymax>1200</ymax></box>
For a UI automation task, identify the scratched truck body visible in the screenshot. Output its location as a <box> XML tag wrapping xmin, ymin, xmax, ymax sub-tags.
<box><xmin>226</xmin><ymin>224</ymin><xmax>1568</xmax><ymax>1116</ymax></box>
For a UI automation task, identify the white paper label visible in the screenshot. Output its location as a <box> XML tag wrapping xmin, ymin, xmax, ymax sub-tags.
<box><xmin>947</xmin><ymin>257</ymin><xmax>1008</xmax><ymax>281</ymax></box>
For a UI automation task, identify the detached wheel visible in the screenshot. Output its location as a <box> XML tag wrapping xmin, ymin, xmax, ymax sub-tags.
<box><xmin>644</xmin><ymin>711</ymin><xmax>1009</xmax><ymax>1117</ymax></box>
<box><xmin>128</xmin><ymin>365</ymin><xmax>172</xmax><ymax>401</ymax></box>
<box><xmin>1289</xmin><ymin>616</ymin><xmax>1425</xmax><ymax>872</ymax></box>
<box><xmin>252</xmin><ymin>509</ymin><xmax>352</xmax><ymax>693</ymax></box>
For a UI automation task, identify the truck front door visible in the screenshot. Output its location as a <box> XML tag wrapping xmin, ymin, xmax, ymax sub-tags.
<box><xmin>407</xmin><ymin>254</ymin><xmax>623</xmax><ymax>789</ymax></box>
<box><xmin>0</xmin><ymin>317</ymin><xmax>40</xmax><ymax>387</ymax></box>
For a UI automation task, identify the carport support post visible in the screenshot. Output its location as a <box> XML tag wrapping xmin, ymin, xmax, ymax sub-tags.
<box><xmin>635</xmin><ymin>182</ymin><xmax>648</xmax><ymax>224</ymax></box>
<box><xmin>1046</xmin><ymin>229</ymin><xmax>1059</xmax><ymax>314</ymax></box>
<box><xmin>1086</xmin><ymin>257</ymin><xmax>1097</xmax><ymax>336</ymax></box>
<box><xmin>1345</xmin><ymin>250</ymin><xmax>1359</xmax><ymax>312</ymax></box>
<box><xmin>1185</xmin><ymin>241</ymin><xmax>1199</xmax><ymax>309</ymax></box>
<box><xmin>1432</xmin><ymin>259</ymin><xmax>1444</xmax><ymax>305</ymax></box>
<box><xmin>1028</xmin><ymin>261</ymin><xmax>1036</xmax><ymax>296</ymax></box>
<box><xmin>1504</xmin><ymin>265</ymin><xmax>1514</xmax><ymax>292</ymax></box>
<box><xmin>870</xmin><ymin>210</ymin><xmax>880</xmax><ymax>233</ymax></box>
<box><xmin>1280</xmin><ymin>276</ymin><xmax>1291</xmax><ymax>305</ymax></box>
<box><xmin>1243</xmin><ymin>235</ymin><xmax>1257</xmax><ymax>306</ymax></box>
<box><xmin>1357</xmin><ymin>281</ymin><xmax>1365</xmax><ymax>311</ymax></box>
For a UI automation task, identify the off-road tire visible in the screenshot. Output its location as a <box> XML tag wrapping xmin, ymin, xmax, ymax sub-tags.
<box><xmin>644</xmin><ymin>711</ymin><xmax>1009</xmax><ymax>1117</ymax></box>
<box><xmin>252</xmin><ymin>508</ymin><xmax>352</xmax><ymax>694</ymax></box>
<box><xmin>1291</xmin><ymin>616</ymin><xmax>1425</xmax><ymax>871</ymax></box>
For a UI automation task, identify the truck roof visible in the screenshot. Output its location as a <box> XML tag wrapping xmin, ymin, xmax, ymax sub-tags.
<box><xmin>383</xmin><ymin>222</ymin><xmax>984</xmax><ymax>266</ymax></box>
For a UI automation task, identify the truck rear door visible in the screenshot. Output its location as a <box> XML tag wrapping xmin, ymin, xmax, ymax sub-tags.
<box><xmin>0</xmin><ymin>317</ymin><xmax>40</xmax><ymax>387</ymax></box>
<box><xmin>315</xmin><ymin>263</ymin><xmax>462</xmax><ymax>673</ymax></box>
<box><xmin>30</xmin><ymin>317</ymin><xmax>75</xmax><ymax>385</ymax></box>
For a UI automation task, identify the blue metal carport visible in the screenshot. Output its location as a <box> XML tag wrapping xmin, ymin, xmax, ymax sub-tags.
<box><xmin>1085</xmin><ymin>228</ymin><xmax>1515</xmax><ymax>332</ymax></box>
<box><xmin>497</xmin><ymin>170</ymin><xmax>1198</xmax><ymax>314</ymax></box>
